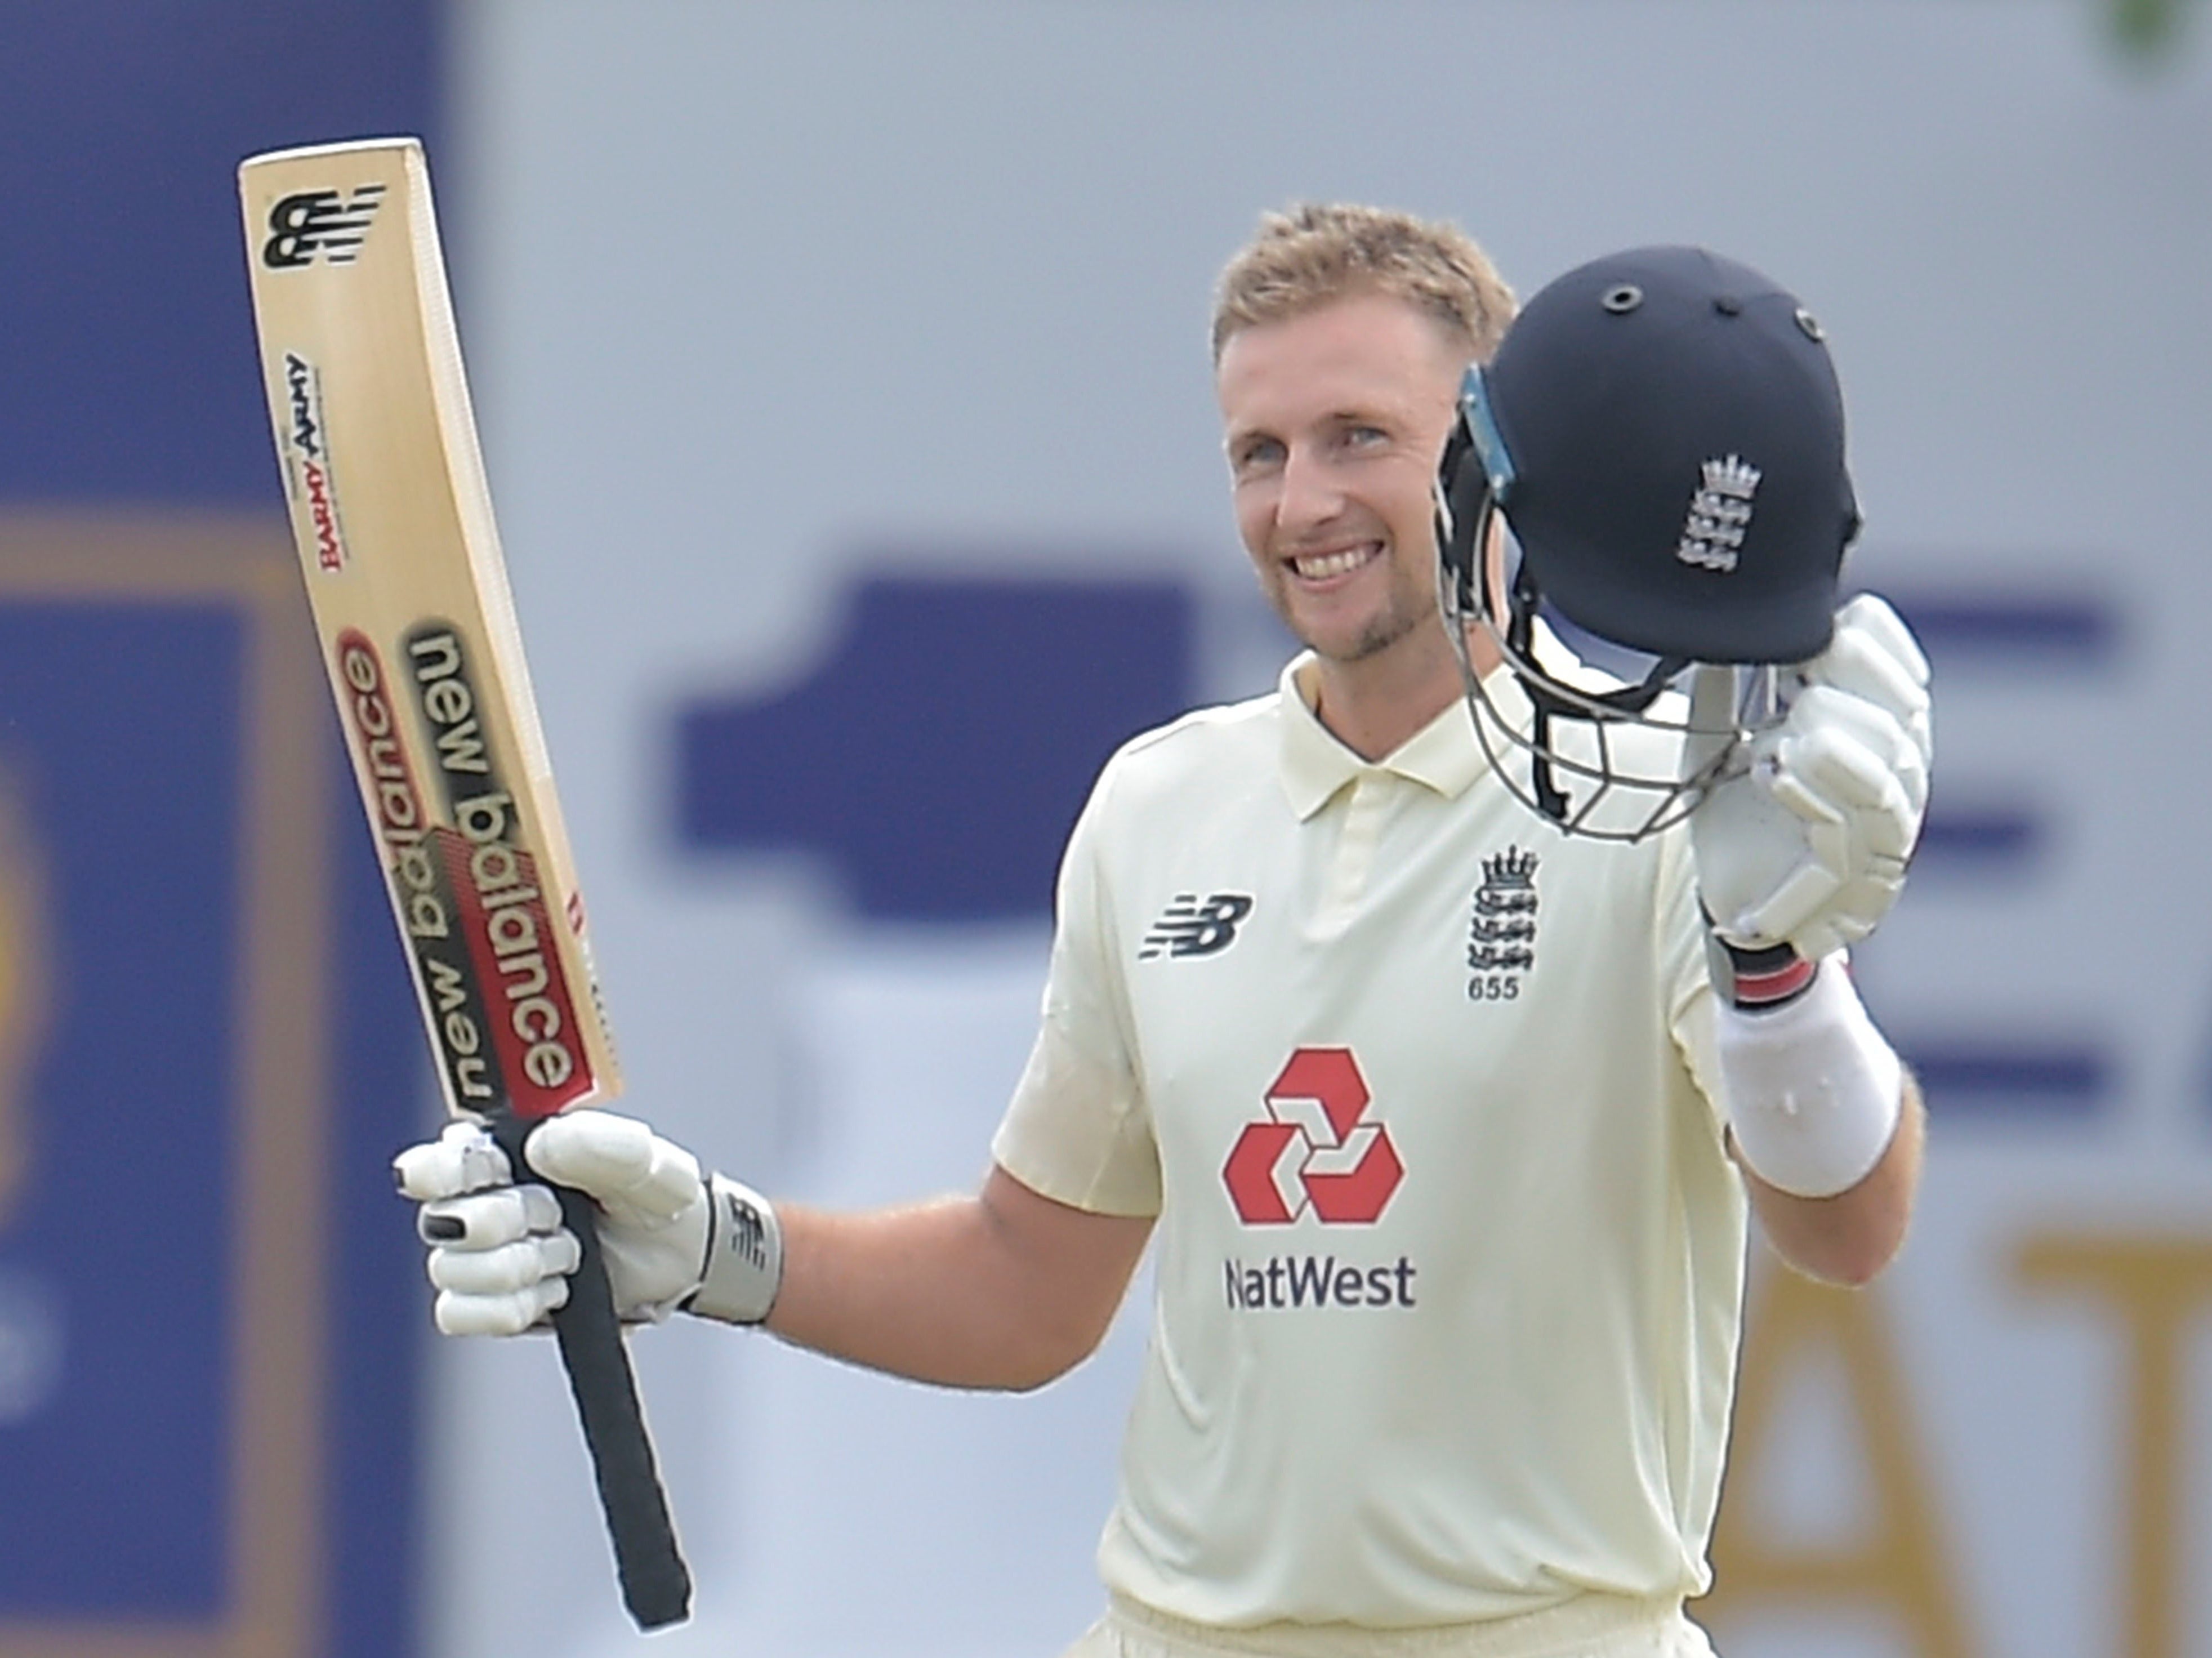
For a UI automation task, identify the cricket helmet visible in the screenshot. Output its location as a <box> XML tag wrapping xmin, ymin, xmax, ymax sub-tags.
<box><xmin>1435</xmin><ymin>244</ymin><xmax>1861</xmax><ymax>837</ymax></box>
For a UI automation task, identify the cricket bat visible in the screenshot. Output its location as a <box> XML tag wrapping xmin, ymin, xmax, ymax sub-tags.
<box><xmin>237</xmin><ymin>136</ymin><xmax>690</xmax><ymax>1630</ymax></box>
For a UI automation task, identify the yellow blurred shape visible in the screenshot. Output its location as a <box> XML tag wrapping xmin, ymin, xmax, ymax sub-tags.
<box><xmin>0</xmin><ymin>769</ymin><xmax>46</xmax><ymax>1232</ymax></box>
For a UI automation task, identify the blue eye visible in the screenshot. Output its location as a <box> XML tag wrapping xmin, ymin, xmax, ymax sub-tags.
<box><xmin>1234</xmin><ymin>437</ymin><xmax>1285</xmax><ymax>473</ymax></box>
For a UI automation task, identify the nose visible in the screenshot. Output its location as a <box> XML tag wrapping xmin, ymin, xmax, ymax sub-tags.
<box><xmin>1275</xmin><ymin>445</ymin><xmax>1344</xmax><ymax>536</ymax></box>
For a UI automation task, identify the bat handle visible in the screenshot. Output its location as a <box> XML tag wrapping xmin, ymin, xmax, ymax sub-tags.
<box><xmin>492</xmin><ymin>1115</ymin><xmax>693</xmax><ymax>1630</ymax></box>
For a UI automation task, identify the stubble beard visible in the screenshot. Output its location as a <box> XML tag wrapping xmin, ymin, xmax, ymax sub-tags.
<box><xmin>1337</xmin><ymin>597</ymin><xmax>1431</xmax><ymax>664</ymax></box>
<box><xmin>1274</xmin><ymin>572</ymin><xmax>1438</xmax><ymax>667</ymax></box>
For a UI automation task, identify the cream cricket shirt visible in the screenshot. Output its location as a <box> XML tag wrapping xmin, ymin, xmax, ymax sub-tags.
<box><xmin>991</xmin><ymin>656</ymin><xmax>1749</xmax><ymax>1630</ymax></box>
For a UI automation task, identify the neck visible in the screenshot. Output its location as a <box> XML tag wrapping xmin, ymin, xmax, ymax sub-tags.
<box><xmin>1307</xmin><ymin>623</ymin><xmax>1466</xmax><ymax>761</ymax></box>
<box><xmin>1307</xmin><ymin>616</ymin><xmax>1504</xmax><ymax>761</ymax></box>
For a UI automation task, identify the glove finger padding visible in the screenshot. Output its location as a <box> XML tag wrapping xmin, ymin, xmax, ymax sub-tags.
<box><xmin>417</xmin><ymin>1181</ymin><xmax>579</xmax><ymax>1335</ymax></box>
<box><xmin>429</xmin><ymin>1228</ymin><xmax>582</xmax><ymax>1296</ymax></box>
<box><xmin>417</xmin><ymin>1181</ymin><xmax>565</xmax><ymax>1250</ymax></box>
<box><xmin>398</xmin><ymin>1109</ymin><xmax>755</xmax><ymax>1331</ymax></box>
<box><xmin>1813</xmin><ymin>595</ymin><xmax>1931</xmax><ymax>716</ymax></box>
<box><xmin>524</xmin><ymin>1109</ymin><xmax>717</xmax><ymax>1322</ymax></box>
<box><xmin>525</xmin><ymin>1109</ymin><xmax>706</xmax><ymax>1232</ymax></box>
<box><xmin>1800</xmin><ymin>595</ymin><xmax>1932</xmax><ymax>808</ymax></box>
<box><xmin>435</xmin><ymin>1276</ymin><xmax>571</xmax><ymax>1338</ymax></box>
<box><xmin>394</xmin><ymin>1118</ymin><xmax>515</xmax><ymax>1202</ymax></box>
<box><xmin>1773</xmin><ymin>689</ymin><xmax>1923</xmax><ymax>857</ymax></box>
<box><xmin>1693</xmin><ymin>594</ymin><xmax>1933</xmax><ymax>961</ymax></box>
<box><xmin>1702</xmin><ymin>718</ymin><xmax>1915</xmax><ymax>959</ymax></box>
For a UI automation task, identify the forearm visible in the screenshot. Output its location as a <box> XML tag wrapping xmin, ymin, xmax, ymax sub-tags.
<box><xmin>1742</xmin><ymin>1072</ymin><xmax>1924</xmax><ymax>1286</ymax></box>
<box><xmin>767</xmin><ymin>1196</ymin><xmax>1058</xmax><ymax>1389</ymax></box>
<box><xmin>1710</xmin><ymin>946</ymin><xmax>1926</xmax><ymax>1286</ymax></box>
<box><xmin>764</xmin><ymin>1169</ymin><xmax>1152</xmax><ymax>1392</ymax></box>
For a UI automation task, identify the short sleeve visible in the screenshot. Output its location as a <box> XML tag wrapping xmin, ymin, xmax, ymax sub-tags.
<box><xmin>991</xmin><ymin>759</ymin><xmax>1163</xmax><ymax>1216</ymax></box>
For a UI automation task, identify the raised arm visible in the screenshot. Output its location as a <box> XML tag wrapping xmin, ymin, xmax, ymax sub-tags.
<box><xmin>1689</xmin><ymin>592</ymin><xmax>1935</xmax><ymax>1285</ymax></box>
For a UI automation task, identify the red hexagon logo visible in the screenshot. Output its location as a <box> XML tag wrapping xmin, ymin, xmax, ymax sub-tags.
<box><xmin>1222</xmin><ymin>1047</ymin><xmax>1403</xmax><ymax>1225</ymax></box>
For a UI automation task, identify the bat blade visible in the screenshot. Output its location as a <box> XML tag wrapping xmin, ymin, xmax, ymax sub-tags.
<box><xmin>238</xmin><ymin>135</ymin><xmax>690</xmax><ymax>1630</ymax></box>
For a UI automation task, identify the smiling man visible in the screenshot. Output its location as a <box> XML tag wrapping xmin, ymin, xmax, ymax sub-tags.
<box><xmin>1216</xmin><ymin>221</ymin><xmax>1514</xmax><ymax>768</ymax></box>
<box><xmin>1223</xmin><ymin>288</ymin><xmax>1473</xmax><ymax>683</ymax></box>
<box><xmin>395</xmin><ymin>204</ymin><xmax>1929</xmax><ymax>1658</ymax></box>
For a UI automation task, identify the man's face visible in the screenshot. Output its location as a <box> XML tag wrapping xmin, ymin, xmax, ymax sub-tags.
<box><xmin>1216</xmin><ymin>292</ymin><xmax>1466</xmax><ymax>670</ymax></box>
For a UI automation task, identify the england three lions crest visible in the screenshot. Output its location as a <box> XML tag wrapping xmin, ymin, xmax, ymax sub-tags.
<box><xmin>1468</xmin><ymin>845</ymin><xmax>1537</xmax><ymax>1001</ymax></box>
<box><xmin>1677</xmin><ymin>454</ymin><xmax>1760</xmax><ymax>573</ymax></box>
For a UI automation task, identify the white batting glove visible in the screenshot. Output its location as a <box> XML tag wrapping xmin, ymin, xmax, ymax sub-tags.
<box><xmin>1689</xmin><ymin>593</ymin><xmax>1933</xmax><ymax>964</ymax></box>
<box><xmin>393</xmin><ymin>1113</ymin><xmax>783</xmax><ymax>1337</ymax></box>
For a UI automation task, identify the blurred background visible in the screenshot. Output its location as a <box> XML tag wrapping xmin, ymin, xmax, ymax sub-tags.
<box><xmin>2</xmin><ymin>1</ymin><xmax>2209</xmax><ymax>1654</ymax></box>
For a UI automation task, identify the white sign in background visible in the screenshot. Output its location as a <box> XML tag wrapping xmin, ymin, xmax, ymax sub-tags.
<box><xmin>422</xmin><ymin>5</ymin><xmax>2212</xmax><ymax>1655</ymax></box>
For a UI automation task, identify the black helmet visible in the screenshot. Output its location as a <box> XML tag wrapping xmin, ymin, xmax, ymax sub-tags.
<box><xmin>1435</xmin><ymin>246</ymin><xmax>1860</xmax><ymax>836</ymax></box>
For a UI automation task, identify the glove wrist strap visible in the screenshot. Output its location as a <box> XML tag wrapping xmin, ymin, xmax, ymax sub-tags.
<box><xmin>1702</xmin><ymin>913</ymin><xmax>1821</xmax><ymax>1011</ymax></box>
<box><xmin>682</xmin><ymin>1173</ymin><xmax>783</xmax><ymax>1326</ymax></box>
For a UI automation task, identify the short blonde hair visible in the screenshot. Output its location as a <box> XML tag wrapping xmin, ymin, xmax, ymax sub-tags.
<box><xmin>1211</xmin><ymin>202</ymin><xmax>1516</xmax><ymax>365</ymax></box>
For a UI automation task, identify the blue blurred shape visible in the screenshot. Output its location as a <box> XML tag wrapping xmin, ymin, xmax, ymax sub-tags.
<box><xmin>0</xmin><ymin>602</ymin><xmax>242</xmax><ymax>1612</ymax></box>
<box><xmin>0</xmin><ymin>550</ymin><xmax>427</xmax><ymax>1655</ymax></box>
<box><xmin>1875</xmin><ymin>586</ymin><xmax>2118</xmax><ymax>1118</ymax></box>
<box><xmin>1902</xmin><ymin>1040</ymin><xmax>2111</xmax><ymax>1116</ymax></box>
<box><xmin>1916</xmin><ymin>802</ymin><xmax>2040</xmax><ymax>867</ymax></box>
<box><xmin>1884</xmin><ymin>587</ymin><xmax>2114</xmax><ymax>883</ymax></box>
<box><xmin>676</xmin><ymin>573</ymin><xmax>1198</xmax><ymax>922</ymax></box>
<box><xmin>0</xmin><ymin>0</ymin><xmax>438</xmax><ymax>503</ymax></box>
<box><xmin>1888</xmin><ymin>590</ymin><xmax>2117</xmax><ymax>666</ymax></box>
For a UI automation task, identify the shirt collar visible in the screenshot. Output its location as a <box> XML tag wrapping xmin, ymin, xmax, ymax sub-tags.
<box><xmin>1276</xmin><ymin>653</ymin><xmax>1493</xmax><ymax>821</ymax></box>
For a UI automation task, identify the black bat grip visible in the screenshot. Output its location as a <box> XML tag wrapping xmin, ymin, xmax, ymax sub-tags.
<box><xmin>493</xmin><ymin>1115</ymin><xmax>693</xmax><ymax>1630</ymax></box>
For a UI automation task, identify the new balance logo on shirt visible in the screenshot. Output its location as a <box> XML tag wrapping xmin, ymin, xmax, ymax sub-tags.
<box><xmin>1139</xmin><ymin>892</ymin><xmax>1253</xmax><ymax>960</ymax></box>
